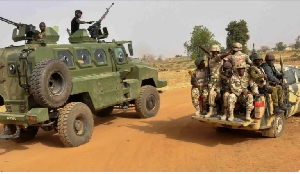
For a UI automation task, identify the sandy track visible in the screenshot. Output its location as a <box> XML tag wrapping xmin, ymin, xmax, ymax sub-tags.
<box><xmin>0</xmin><ymin>87</ymin><xmax>300</xmax><ymax>172</ymax></box>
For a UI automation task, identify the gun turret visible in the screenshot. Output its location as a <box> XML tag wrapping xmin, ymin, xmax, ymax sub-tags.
<box><xmin>0</xmin><ymin>16</ymin><xmax>37</xmax><ymax>42</ymax></box>
<box><xmin>87</xmin><ymin>3</ymin><xmax>114</xmax><ymax>40</ymax></box>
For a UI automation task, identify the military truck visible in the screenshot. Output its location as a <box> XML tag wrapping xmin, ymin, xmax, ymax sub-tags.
<box><xmin>0</xmin><ymin>4</ymin><xmax>167</xmax><ymax>147</ymax></box>
<box><xmin>192</xmin><ymin>60</ymin><xmax>300</xmax><ymax>138</ymax></box>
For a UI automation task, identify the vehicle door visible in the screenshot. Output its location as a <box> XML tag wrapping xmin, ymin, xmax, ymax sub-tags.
<box><xmin>111</xmin><ymin>46</ymin><xmax>131</xmax><ymax>78</ymax></box>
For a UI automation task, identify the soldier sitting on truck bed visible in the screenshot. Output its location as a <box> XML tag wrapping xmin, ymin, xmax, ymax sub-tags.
<box><xmin>191</xmin><ymin>57</ymin><xmax>209</xmax><ymax>116</ymax></box>
<box><xmin>219</xmin><ymin>62</ymin><xmax>234</xmax><ymax>120</ymax></box>
<box><xmin>227</xmin><ymin>62</ymin><xmax>259</xmax><ymax>122</ymax></box>
<box><xmin>250</xmin><ymin>53</ymin><xmax>287</xmax><ymax>113</ymax></box>
<box><xmin>260</xmin><ymin>53</ymin><xmax>289</xmax><ymax>111</ymax></box>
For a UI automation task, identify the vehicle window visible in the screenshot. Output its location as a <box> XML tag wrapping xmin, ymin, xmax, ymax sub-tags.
<box><xmin>284</xmin><ymin>70</ymin><xmax>296</xmax><ymax>84</ymax></box>
<box><xmin>76</xmin><ymin>49</ymin><xmax>91</xmax><ymax>65</ymax></box>
<box><xmin>114</xmin><ymin>47</ymin><xmax>126</xmax><ymax>63</ymax></box>
<box><xmin>57</xmin><ymin>50</ymin><xmax>74</xmax><ymax>67</ymax></box>
<box><xmin>94</xmin><ymin>49</ymin><xmax>107</xmax><ymax>63</ymax></box>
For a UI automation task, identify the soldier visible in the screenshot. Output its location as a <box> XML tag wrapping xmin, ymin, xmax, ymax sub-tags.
<box><xmin>260</xmin><ymin>53</ymin><xmax>289</xmax><ymax>111</ymax></box>
<box><xmin>219</xmin><ymin>62</ymin><xmax>234</xmax><ymax>120</ymax></box>
<box><xmin>37</xmin><ymin>22</ymin><xmax>46</xmax><ymax>39</ymax></box>
<box><xmin>191</xmin><ymin>57</ymin><xmax>209</xmax><ymax>116</ymax></box>
<box><xmin>199</xmin><ymin>45</ymin><xmax>231</xmax><ymax>118</ymax></box>
<box><xmin>71</xmin><ymin>10</ymin><xmax>94</xmax><ymax>34</ymax></box>
<box><xmin>227</xmin><ymin>62</ymin><xmax>259</xmax><ymax>121</ymax></box>
<box><xmin>224</xmin><ymin>42</ymin><xmax>253</xmax><ymax>72</ymax></box>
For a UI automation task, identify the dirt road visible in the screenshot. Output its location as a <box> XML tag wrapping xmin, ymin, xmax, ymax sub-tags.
<box><xmin>0</xmin><ymin>87</ymin><xmax>300</xmax><ymax>172</ymax></box>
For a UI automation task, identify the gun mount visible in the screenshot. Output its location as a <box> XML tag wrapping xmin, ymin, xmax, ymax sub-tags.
<box><xmin>87</xmin><ymin>2</ymin><xmax>114</xmax><ymax>40</ymax></box>
<box><xmin>0</xmin><ymin>16</ymin><xmax>59</xmax><ymax>44</ymax></box>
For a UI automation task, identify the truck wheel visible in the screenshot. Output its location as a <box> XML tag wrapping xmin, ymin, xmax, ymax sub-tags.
<box><xmin>57</xmin><ymin>102</ymin><xmax>94</xmax><ymax>147</ymax></box>
<box><xmin>30</xmin><ymin>58</ymin><xmax>72</xmax><ymax>108</ymax></box>
<box><xmin>135</xmin><ymin>85</ymin><xmax>160</xmax><ymax>118</ymax></box>
<box><xmin>94</xmin><ymin>106</ymin><xmax>114</xmax><ymax>117</ymax></box>
<box><xmin>5</xmin><ymin>125</ymin><xmax>39</xmax><ymax>143</ymax></box>
<box><xmin>262</xmin><ymin>114</ymin><xmax>285</xmax><ymax>138</ymax></box>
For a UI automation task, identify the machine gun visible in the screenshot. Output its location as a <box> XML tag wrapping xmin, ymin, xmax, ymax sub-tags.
<box><xmin>87</xmin><ymin>3</ymin><xmax>114</xmax><ymax>39</ymax></box>
<box><xmin>250</xmin><ymin>43</ymin><xmax>256</xmax><ymax>62</ymax></box>
<box><xmin>0</xmin><ymin>16</ymin><xmax>36</xmax><ymax>38</ymax></box>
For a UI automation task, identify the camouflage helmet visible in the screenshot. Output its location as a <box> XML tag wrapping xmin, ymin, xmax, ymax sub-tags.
<box><xmin>223</xmin><ymin>62</ymin><xmax>232</xmax><ymax>69</ymax></box>
<box><xmin>210</xmin><ymin>45</ymin><xmax>220</xmax><ymax>52</ymax></box>
<box><xmin>232</xmin><ymin>42</ymin><xmax>242</xmax><ymax>51</ymax></box>
<box><xmin>252</xmin><ymin>53</ymin><xmax>263</xmax><ymax>61</ymax></box>
<box><xmin>265</xmin><ymin>53</ymin><xmax>275</xmax><ymax>61</ymax></box>
<box><xmin>235</xmin><ymin>62</ymin><xmax>247</xmax><ymax>69</ymax></box>
<box><xmin>194</xmin><ymin>57</ymin><xmax>205</xmax><ymax>66</ymax></box>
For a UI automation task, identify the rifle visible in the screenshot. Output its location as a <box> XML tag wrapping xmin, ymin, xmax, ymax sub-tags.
<box><xmin>250</xmin><ymin>43</ymin><xmax>256</xmax><ymax>62</ymax></box>
<box><xmin>87</xmin><ymin>3</ymin><xmax>114</xmax><ymax>39</ymax></box>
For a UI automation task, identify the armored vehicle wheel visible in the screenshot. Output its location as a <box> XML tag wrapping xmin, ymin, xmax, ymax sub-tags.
<box><xmin>94</xmin><ymin>106</ymin><xmax>114</xmax><ymax>117</ymax></box>
<box><xmin>57</xmin><ymin>102</ymin><xmax>94</xmax><ymax>147</ymax></box>
<box><xmin>135</xmin><ymin>85</ymin><xmax>160</xmax><ymax>118</ymax></box>
<box><xmin>5</xmin><ymin>125</ymin><xmax>39</xmax><ymax>143</ymax></box>
<box><xmin>262</xmin><ymin>114</ymin><xmax>285</xmax><ymax>138</ymax></box>
<box><xmin>30</xmin><ymin>58</ymin><xmax>72</xmax><ymax>108</ymax></box>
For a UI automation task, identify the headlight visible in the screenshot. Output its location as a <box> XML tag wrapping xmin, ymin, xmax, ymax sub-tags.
<box><xmin>8</xmin><ymin>64</ymin><xmax>16</xmax><ymax>75</ymax></box>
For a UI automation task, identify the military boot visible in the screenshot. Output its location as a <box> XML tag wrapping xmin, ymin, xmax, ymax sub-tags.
<box><xmin>227</xmin><ymin>109</ymin><xmax>234</xmax><ymax>122</ymax></box>
<box><xmin>220</xmin><ymin>109</ymin><xmax>228</xmax><ymax>121</ymax></box>
<box><xmin>279</xmin><ymin>104</ymin><xmax>288</xmax><ymax>111</ymax></box>
<box><xmin>274</xmin><ymin>106</ymin><xmax>284</xmax><ymax>114</ymax></box>
<box><xmin>195</xmin><ymin>105</ymin><xmax>201</xmax><ymax>116</ymax></box>
<box><xmin>245</xmin><ymin>109</ymin><xmax>252</xmax><ymax>121</ymax></box>
<box><xmin>204</xmin><ymin>106</ymin><xmax>214</xmax><ymax>118</ymax></box>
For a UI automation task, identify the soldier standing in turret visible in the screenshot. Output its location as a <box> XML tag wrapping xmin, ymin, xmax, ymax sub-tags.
<box><xmin>71</xmin><ymin>10</ymin><xmax>94</xmax><ymax>34</ymax></box>
<box><xmin>198</xmin><ymin>45</ymin><xmax>231</xmax><ymax>118</ymax></box>
<box><xmin>191</xmin><ymin>57</ymin><xmax>209</xmax><ymax>116</ymax></box>
<box><xmin>227</xmin><ymin>62</ymin><xmax>259</xmax><ymax>122</ymax></box>
<box><xmin>37</xmin><ymin>22</ymin><xmax>46</xmax><ymax>39</ymax></box>
<box><xmin>224</xmin><ymin>42</ymin><xmax>253</xmax><ymax>71</ymax></box>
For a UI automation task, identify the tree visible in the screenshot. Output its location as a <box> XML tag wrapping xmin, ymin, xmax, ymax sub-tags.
<box><xmin>225</xmin><ymin>19</ymin><xmax>250</xmax><ymax>53</ymax></box>
<box><xmin>260</xmin><ymin>46</ymin><xmax>270</xmax><ymax>52</ymax></box>
<box><xmin>183</xmin><ymin>25</ymin><xmax>221</xmax><ymax>60</ymax></box>
<box><xmin>295</xmin><ymin>36</ymin><xmax>300</xmax><ymax>49</ymax></box>
<box><xmin>157</xmin><ymin>54</ymin><xmax>163</xmax><ymax>61</ymax></box>
<box><xmin>275</xmin><ymin>42</ymin><xmax>287</xmax><ymax>51</ymax></box>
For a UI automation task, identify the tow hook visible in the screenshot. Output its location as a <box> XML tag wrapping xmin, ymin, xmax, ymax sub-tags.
<box><xmin>0</xmin><ymin>124</ymin><xmax>21</xmax><ymax>139</ymax></box>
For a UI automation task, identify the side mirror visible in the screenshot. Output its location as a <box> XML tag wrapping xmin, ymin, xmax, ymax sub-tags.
<box><xmin>128</xmin><ymin>43</ymin><xmax>133</xmax><ymax>56</ymax></box>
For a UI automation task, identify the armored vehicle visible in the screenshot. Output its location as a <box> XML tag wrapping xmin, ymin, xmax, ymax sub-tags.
<box><xmin>192</xmin><ymin>58</ymin><xmax>300</xmax><ymax>138</ymax></box>
<box><xmin>0</xmin><ymin>4</ymin><xmax>167</xmax><ymax>147</ymax></box>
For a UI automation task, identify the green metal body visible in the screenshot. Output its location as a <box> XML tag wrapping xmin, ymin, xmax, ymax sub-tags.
<box><xmin>0</xmin><ymin>26</ymin><xmax>167</xmax><ymax>127</ymax></box>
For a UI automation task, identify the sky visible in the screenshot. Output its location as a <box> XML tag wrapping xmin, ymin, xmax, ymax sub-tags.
<box><xmin>0</xmin><ymin>1</ymin><xmax>300</xmax><ymax>58</ymax></box>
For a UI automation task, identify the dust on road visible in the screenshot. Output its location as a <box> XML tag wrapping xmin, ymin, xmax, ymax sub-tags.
<box><xmin>0</xmin><ymin>87</ymin><xmax>300</xmax><ymax>172</ymax></box>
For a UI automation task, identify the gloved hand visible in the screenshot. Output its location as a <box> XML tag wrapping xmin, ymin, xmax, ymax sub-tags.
<box><xmin>87</xmin><ymin>21</ymin><xmax>94</xmax><ymax>24</ymax></box>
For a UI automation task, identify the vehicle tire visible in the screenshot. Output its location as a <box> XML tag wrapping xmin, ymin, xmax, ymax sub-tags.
<box><xmin>5</xmin><ymin>125</ymin><xmax>39</xmax><ymax>143</ymax></box>
<box><xmin>261</xmin><ymin>113</ymin><xmax>285</xmax><ymax>138</ymax></box>
<box><xmin>57</xmin><ymin>102</ymin><xmax>94</xmax><ymax>147</ymax></box>
<box><xmin>30</xmin><ymin>58</ymin><xmax>72</xmax><ymax>108</ymax></box>
<box><xmin>135</xmin><ymin>85</ymin><xmax>160</xmax><ymax>118</ymax></box>
<box><xmin>94</xmin><ymin>106</ymin><xmax>114</xmax><ymax>117</ymax></box>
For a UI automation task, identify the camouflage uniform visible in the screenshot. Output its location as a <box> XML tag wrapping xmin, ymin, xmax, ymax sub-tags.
<box><xmin>191</xmin><ymin>57</ymin><xmax>209</xmax><ymax>116</ymax></box>
<box><xmin>227</xmin><ymin>62</ymin><xmax>258</xmax><ymax>121</ymax></box>
<box><xmin>256</xmin><ymin>53</ymin><xmax>288</xmax><ymax>111</ymax></box>
<box><xmin>219</xmin><ymin>62</ymin><xmax>233</xmax><ymax>120</ymax></box>
<box><xmin>204</xmin><ymin>45</ymin><xmax>224</xmax><ymax>118</ymax></box>
<box><xmin>224</xmin><ymin>43</ymin><xmax>252</xmax><ymax>72</ymax></box>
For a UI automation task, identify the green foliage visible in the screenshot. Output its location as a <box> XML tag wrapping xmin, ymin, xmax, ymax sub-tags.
<box><xmin>275</xmin><ymin>42</ymin><xmax>287</xmax><ymax>51</ymax></box>
<box><xmin>184</xmin><ymin>25</ymin><xmax>221</xmax><ymax>60</ymax></box>
<box><xmin>225</xmin><ymin>19</ymin><xmax>250</xmax><ymax>53</ymax></box>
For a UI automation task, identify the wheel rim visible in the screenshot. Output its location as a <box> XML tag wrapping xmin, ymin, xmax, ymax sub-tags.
<box><xmin>48</xmin><ymin>72</ymin><xmax>65</xmax><ymax>96</ymax></box>
<box><xmin>146</xmin><ymin>94</ymin><xmax>156</xmax><ymax>111</ymax></box>
<box><xmin>73</xmin><ymin>114</ymin><xmax>87</xmax><ymax>136</ymax></box>
<box><xmin>275</xmin><ymin>115</ymin><xmax>283</xmax><ymax>134</ymax></box>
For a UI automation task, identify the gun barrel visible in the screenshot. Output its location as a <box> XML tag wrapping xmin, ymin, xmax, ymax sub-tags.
<box><xmin>0</xmin><ymin>16</ymin><xmax>20</xmax><ymax>27</ymax></box>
